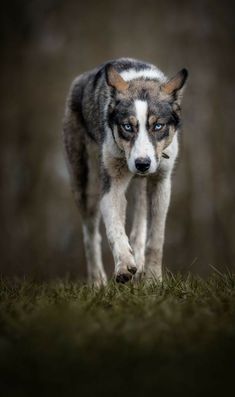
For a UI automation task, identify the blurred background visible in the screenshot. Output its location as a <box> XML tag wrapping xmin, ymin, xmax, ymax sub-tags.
<box><xmin>0</xmin><ymin>0</ymin><xmax>234</xmax><ymax>280</ymax></box>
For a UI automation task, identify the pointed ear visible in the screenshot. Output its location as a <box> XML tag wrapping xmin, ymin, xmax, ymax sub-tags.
<box><xmin>105</xmin><ymin>64</ymin><xmax>129</xmax><ymax>91</ymax></box>
<box><xmin>161</xmin><ymin>68</ymin><xmax>188</xmax><ymax>102</ymax></box>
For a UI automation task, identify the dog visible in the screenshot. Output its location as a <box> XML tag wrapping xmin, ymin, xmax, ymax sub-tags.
<box><xmin>63</xmin><ymin>58</ymin><xmax>188</xmax><ymax>285</ymax></box>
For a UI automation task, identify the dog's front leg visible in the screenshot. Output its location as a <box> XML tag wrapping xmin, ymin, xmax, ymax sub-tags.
<box><xmin>100</xmin><ymin>174</ymin><xmax>137</xmax><ymax>283</ymax></box>
<box><xmin>130</xmin><ymin>177</ymin><xmax>147</xmax><ymax>277</ymax></box>
<box><xmin>145</xmin><ymin>175</ymin><xmax>171</xmax><ymax>280</ymax></box>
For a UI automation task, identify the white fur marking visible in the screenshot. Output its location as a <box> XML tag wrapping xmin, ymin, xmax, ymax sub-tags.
<box><xmin>120</xmin><ymin>68</ymin><xmax>166</xmax><ymax>83</ymax></box>
<box><xmin>128</xmin><ymin>100</ymin><xmax>157</xmax><ymax>174</ymax></box>
<box><xmin>100</xmin><ymin>176</ymin><xmax>136</xmax><ymax>274</ymax></box>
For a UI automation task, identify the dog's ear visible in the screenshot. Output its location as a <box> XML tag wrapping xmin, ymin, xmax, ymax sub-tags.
<box><xmin>161</xmin><ymin>68</ymin><xmax>188</xmax><ymax>103</ymax></box>
<box><xmin>105</xmin><ymin>64</ymin><xmax>129</xmax><ymax>91</ymax></box>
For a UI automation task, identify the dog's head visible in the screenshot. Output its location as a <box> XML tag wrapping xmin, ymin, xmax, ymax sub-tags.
<box><xmin>106</xmin><ymin>64</ymin><xmax>188</xmax><ymax>175</ymax></box>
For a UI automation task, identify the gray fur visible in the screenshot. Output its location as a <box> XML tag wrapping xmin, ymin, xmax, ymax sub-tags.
<box><xmin>63</xmin><ymin>58</ymin><xmax>188</xmax><ymax>284</ymax></box>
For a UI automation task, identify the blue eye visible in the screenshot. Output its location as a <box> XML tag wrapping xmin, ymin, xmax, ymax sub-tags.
<box><xmin>123</xmin><ymin>124</ymin><xmax>133</xmax><ymax>132</ymax></box>
<box><xmin>154</xmin><ymin>123</ymin><xmax>164</xmax><ymax>131</ymax></box>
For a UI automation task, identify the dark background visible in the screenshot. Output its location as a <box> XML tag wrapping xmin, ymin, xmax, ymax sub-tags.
<box><xmin>0</xmin><ymin>0</ymin><xmax>234</xmax><ymax>280</ymax></box>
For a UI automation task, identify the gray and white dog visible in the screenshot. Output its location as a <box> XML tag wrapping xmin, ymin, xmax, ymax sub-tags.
<box><xmin>63</xmin><ymin>58</ymin><xmax>188</xmax><ymax>285</ymax></box>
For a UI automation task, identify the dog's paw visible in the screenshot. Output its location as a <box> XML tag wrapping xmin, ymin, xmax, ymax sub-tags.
<box><xmin>115</xmin><ymin>265</ymin><xmax>137</xmax><ymax>283</ymax></box>
<box><xmin>93</xmin><ymin>278</ymin><xmax>107</xmax><ymax>288</ymax></box>
<box><xmin>89</xmin><ymin>272</ymin><xmax>107</xmax><ymax>288</ymax></box>
<box><xmin>144</xmin><ymin>266</ymin><xmax>162</xmax><ymax>282</ymax></box>
<box><xmin>127</xmin><ymin>265</ymin><xmax>138</xmax><ymax>275</ymax></box>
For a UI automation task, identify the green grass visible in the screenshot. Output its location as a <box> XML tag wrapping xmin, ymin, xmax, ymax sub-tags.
<box><xmin>0</xmin><ymin>272</ymin><xmax>235</xmax><ymax>397</ymax></box>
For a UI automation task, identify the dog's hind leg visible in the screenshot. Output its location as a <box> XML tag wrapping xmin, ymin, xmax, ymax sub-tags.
<box><xmin>82</xmin><ymin>211</ymin><xmax>106</xmax><ymax>286</ymax></box>
<box><xmin>63</xmin><ymin>110</ymin><xmax>106</xmax><ymax>286</ymax></box>
<box><xmin>81</xmin><ymin>140</ymin><xmax>107</xmax><ymax>286</ymax></box>
<box><xmin>130</xmin><ymin>177</ymin><xmax>147</xmax><ymax>278</ymax></box>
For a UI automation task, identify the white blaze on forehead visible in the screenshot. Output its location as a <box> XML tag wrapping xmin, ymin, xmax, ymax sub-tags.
<box><xmin>128</xmin><ymin>100</ymin><xmax>157</xmax><ymax>174</ymax></box>
<box><xmin>120</xmin><ymin>68</ymin><xmax>166</xmax><ymax>83</ymax></box>
<box><xmin>135</xmin><ymin>99</ymin><xmax>148</xmax><ymax>132</ymax></box>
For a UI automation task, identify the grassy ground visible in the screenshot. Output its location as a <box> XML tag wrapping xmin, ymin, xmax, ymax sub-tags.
<box><xmin>0</xmin><ymin>272</ymin><xmax>235</xmax><ymax>397</ymax></box>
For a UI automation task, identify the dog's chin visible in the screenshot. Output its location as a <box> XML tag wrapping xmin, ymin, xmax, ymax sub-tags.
<box><xmin>128</xmin><ymin>167</ymin><xmax>158</xmax><ymax>176</ymax></box>
<box><xmin>135</xmin><ymin>170</ymin><xmax>150</xmax><ymax>176</ymax></box>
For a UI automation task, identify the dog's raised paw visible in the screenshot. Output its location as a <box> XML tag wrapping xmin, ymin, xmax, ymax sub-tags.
<box><xmin>115</xmin><ymin>270</ymin><xmax>133</xmax><ymax>283</ymax></box>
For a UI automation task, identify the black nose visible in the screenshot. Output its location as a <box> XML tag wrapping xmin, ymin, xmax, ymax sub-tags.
<box><xmin>135</xmin><ymin>157</ymin><xmax>151</xmax><ymax>173</ymax></box>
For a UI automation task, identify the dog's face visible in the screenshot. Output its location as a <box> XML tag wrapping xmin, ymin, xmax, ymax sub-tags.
<box><xmin>107</xmin><ymin>66</ymin><xmax>188</xmax><ymax>175</ymax></box>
